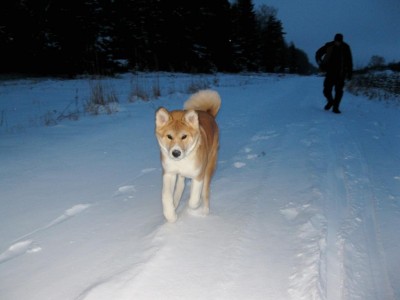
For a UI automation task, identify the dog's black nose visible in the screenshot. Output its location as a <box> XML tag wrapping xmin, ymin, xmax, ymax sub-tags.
<box><xmin>172</xmin><ymin>150</ymin><xmax>181</xmax><ymax>158</ymax></box>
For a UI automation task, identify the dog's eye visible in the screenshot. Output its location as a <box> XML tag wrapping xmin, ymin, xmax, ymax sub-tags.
<box><xmin>167</xmin><ymin>134</ymin><xmax>173</xmax><ymax>140</ymax></box>
<box><xmin>181</xmin><ymin>135</ymin><xmax>187</xmax><ymax>140</ymax></box>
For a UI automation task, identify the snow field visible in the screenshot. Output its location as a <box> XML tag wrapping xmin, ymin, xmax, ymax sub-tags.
<box><xmin>0</xmin><ymin>73</ymin><xmax>399</xmax><ymax>299</ymax></box>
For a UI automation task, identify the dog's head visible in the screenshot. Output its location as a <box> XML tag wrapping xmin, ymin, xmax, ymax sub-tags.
<box><xmin>155</xmin><ymin>107</ymin><xmax>200</xmax><ymax>161</ymax></box>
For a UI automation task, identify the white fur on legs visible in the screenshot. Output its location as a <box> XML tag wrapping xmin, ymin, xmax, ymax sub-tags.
<box><xmin>203</xmin><ymin>206</ymin><xmax>210</xmax><ymax>215</ymax></box>
<box><xmin>162</xmin><ymin>173</ymin><xmax>177</xmax><ymax>222</ymax></box>
<box><xmin>173</xmin><ymin>175</ymin><xmax>185</xmax><ymax>208</ymax></box>
<box><xmin>187</xmin><ymin>205</ymin><xmax>210</xmax><ymax>217</ymax></box>
<box><xmin>188</xmin><ymin>179</ymin><xmax>204</xmax><ymax>209</ymax></box>
<box><xmin>202</xmin><ymin>176</ymin><xmax>211</xmax><ymax>215</ymax></box>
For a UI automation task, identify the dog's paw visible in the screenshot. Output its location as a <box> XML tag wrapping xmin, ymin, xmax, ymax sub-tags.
<box><xmin>203</xmin><ymin>206</ymin><xmax>210</xmax><ymax>215</ymax></box>
<box><xmin>187</xmin><ymin>206</ymin><xmax>209</xmax><ymax>218</ymax></box>
<box><xmin>164</xmin><ymin>211</ymin><xmax>178</xmax><ymax>223</ymax></box>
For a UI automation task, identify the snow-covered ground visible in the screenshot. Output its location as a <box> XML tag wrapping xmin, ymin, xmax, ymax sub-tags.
<box><xmin>0</xmin><ymin>73</ymin><xmax>399</xmax><ymax>300</ymax></box>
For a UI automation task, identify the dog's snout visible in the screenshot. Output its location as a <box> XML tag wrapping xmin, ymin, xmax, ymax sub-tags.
<box><xmin>172</xmin><ymin>149</ymin><xmax>181</xmax><ymax>158</ymax></box>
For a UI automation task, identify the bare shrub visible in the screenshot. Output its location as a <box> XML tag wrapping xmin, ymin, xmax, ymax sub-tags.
<box><xmin>186</xmin><ymin>77</ymin><xmax>212</xmax><ymax>94</ymax></box>
<box><xmin>129</xmin><ymin>74</ymin><xmax>161</xmax><ymax>102</ymax></box>
<box><xmin>86</xmin><ymin>80</ymin><xmax>119</xmax><ymax>115</ymax></box>
<box><xmin>128</xmin><ymin>73</ymin><xmax>218</xmax><ymax>103</ymax></box>
<box><xmin>347</xmin><ymin>72</ymin><xmax>400</xmax><ymax>103</ymax></box>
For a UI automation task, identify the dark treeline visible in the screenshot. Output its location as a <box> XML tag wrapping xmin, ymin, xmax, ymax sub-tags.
<box><xmin>0</xmin><ymin>0</ymin><xmax>313</xmax><ymax>76</ymax></box>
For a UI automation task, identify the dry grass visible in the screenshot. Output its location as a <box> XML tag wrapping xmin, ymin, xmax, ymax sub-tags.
<box><xmin>86</xmin><ymin>80</ymin><xmax>119</xmax><ymax>114</ymax></box>
<box><xmin>347</xmin><ymin>72</ymin><xmax>400</xmax><ymax>102</ymax></box>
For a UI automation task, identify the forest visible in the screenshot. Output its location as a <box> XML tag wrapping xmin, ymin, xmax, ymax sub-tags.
<box><xmin>0</xmin><ymin>0</ymin><xmax>313</xmax><ymax>76</ymax></box>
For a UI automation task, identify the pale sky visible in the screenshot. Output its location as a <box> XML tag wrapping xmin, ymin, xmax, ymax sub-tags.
<box><xmin>252</xmin><ymin>0</ymin><xmax>400</xmax><ymax>68</ymax></box>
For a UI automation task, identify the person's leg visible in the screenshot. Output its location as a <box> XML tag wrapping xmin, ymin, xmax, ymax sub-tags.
<box><xmin>323</xmin><ymin>76</ymin><xmax>334</xmax><ymax>110</ymax></box>
<box><xmin>332</xmin><ymin>78</ymin><xmax>345</xmax><ymax>113</ymax></box>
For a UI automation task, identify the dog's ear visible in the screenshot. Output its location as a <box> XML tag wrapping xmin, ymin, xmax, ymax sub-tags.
<box><xmin>155</xmin><ymin>107</ymin><xmax>170</xmax><ymax>127</ymax></box>
<box><xmin>184</xmin><ymin>110</ymin><xmax>199</xmax><ymax>128</ymax></box>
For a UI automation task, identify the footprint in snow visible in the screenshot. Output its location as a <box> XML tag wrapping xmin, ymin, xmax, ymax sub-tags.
<box><xmin>0</xmin><ymin>204</ymin><xmax>90</xmax><ymax>264</ymax></box>
<box><xmin>232</xmin><ymin>131</ymin><xmax>276</xmax><ymax>170</ymax></box>
<box><xmin>114</xmin><ymin>185</ymin><xmax>136</xmax><ymax>201</ymax></box>
<box><xmin>247</xmin><ymin>153</ymin><xmax>258</xmax><ymax>159</ymax></box>
<box><xmin>19</xmin><ymin>204</ymin><xmax>91</xmax><ymax>238</ymax></box>
<box><xmin>236</xmin><ymin>147</ymin><xmax>266</xmax><ymax>166</ymax></box>
<box><xmin>244</xmin><ymin>147</ymin><xmax>258</xmax><ymax>160</ymax></box>
<box><xmin>244</xmin><ymin>147</ymin><xmax>252</xmax><ymax>153</ymax></box>
<box><xmin>114</xmin><ymin>168</ymin><xmax>157</xmax><ymax>199</ymax></box>
<box><xmin>8</xmin><ymin>203</ymin><xmax>91</xmax><ymax>249</ymax></box>
<box><xmin>115</xmin><ymin>185</ymin><xmax>136</xmax><ymax>195</ymax></box>
<box><xmin>0</xmin><ymin>240</ymin><xmax>42</xmax><ymax>264</ymax></box>
<box><xmin>280</xmin><ymin>207</ymin><xmax>300</xmax><ymax>221</ymax></box>
<box><xmin>45</xmin><ymin>204</ymin><xmax>91</xmax><ymax>228</ymax></box>
<box><xmin>140</xmin><ymin>168</ymin><xmax>157</xmax><ymax>174</ymax></box>
<box><xmin>251</xmin><ymin>130</ymin><xmax>279</xmax><ymax>142</ymax></box>
<box><xmin>233</xmin><ymin>162</ymin><xmax>246</xmax><ymax>168</ymax></box>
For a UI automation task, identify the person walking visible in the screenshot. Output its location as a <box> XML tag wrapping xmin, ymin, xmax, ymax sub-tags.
<box><xmin>315</xmin><ymin>33</ymin><xmax>353</xmax><ymax>113</ymax></box>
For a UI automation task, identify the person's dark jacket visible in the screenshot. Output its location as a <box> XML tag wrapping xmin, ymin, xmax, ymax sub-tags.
<box><xmin>315</xmin><ymin>41</ymin><xmax>353</xmax><ymax>79</ymax></box>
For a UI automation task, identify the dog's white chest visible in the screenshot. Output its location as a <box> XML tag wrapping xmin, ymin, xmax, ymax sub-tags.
<box><xmin>162</xmin><ymin>155</ymin><xmax>200</xmax><ymax>178</ymax></box>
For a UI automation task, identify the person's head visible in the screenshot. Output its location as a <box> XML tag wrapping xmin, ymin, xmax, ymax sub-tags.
<box><xmin>334</xmin><ymin>33</ymin><xmax>343</xmax><ymax>46</ymax></box>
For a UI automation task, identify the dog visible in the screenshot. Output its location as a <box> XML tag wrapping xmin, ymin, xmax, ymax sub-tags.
<box><xmin>155</xmin><ymin>90</ymin><xmax>221</xmax><ymax>222</ymax></box>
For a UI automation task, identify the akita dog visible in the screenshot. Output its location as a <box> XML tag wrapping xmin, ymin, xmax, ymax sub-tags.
<box><xmin>155</xmin><ymin>90</ymin><xmax>221</xmax><ymax>222</ymax></box>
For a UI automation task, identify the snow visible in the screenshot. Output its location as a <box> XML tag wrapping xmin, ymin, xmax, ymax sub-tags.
<box><xmin>1</xmin><ymin>73</ymin><xmax>399</xmax><ymax>300</ymax></box>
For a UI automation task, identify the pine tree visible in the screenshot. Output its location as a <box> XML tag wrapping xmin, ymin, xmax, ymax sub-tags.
<box><xmin>0</xmin><ymin>0</ymin><xmax>312</xmax><ymax>75</ymax></box>
<box><xmin>256</xmin><ymin>5</ymin><xmax>286</xmax><ymax>72</ymax></box>
<box><xmin>287</xmin><ymin>43</ymin><xmax>311</xmax><ymax>74</ymax></box>
<box><xmin>230</xmin><ymin>0</ymin><xmax>258</xmax><ymax>71</ymax></box>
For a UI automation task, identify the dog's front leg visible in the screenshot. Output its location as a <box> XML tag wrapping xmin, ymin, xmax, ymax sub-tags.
<box><xmin>162</xmin><ymin>173</ymin><xmax>177</xmax><ymax>222</ymax></box>
<box><xmin>173</xmin><ymin>175</ymin><xmax>185</xmax><ymax>208</ymax></box>
<box><xmin>188</xmin><ymin>178</ymin><xmax>204</xmax><ymax>209</ymax></box>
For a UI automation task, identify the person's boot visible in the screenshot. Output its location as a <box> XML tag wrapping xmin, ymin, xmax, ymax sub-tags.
<box><xmin>324</xmin><ymin>101</ymin><xmax>333</xmax><ymax>110</ymax></box>
<box><xmin>332</xmin><ymin>95</ymin><xmax>342</xmax><ymax>114</ymax></box>
<box><xmin>324</xmin><ymin>95</ymin><xmax>334</xmax><ymax>111</ymax></box>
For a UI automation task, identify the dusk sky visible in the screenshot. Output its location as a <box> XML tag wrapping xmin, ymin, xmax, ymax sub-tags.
<box><xmin>252</xmin><ymin>0</ymin><xmax>400</xmax><ymax>68</ymax></box>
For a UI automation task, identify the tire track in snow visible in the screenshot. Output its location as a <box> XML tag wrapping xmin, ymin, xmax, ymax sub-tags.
<box><xmin>281</xmin><ymin>116</ymin><xmax>392</xmax><ymax>300</ymax></box>
<box><xmin>213</xmin><ymin>179</ymin><xmax>278</xmax><ymax>299</ymax></box>
<box><xmin>203</xmin><ymin>129</ymin><xmax>292</xmax><ymax>299</ymax></box>
<box><xmin>229</xmin><ymin>122</ymin><xmax>328</xmax><ymax>299</ymax></box>
<box><xmin>277</xmin><ymin>120</ymin><xmax>328</xmax><ymax>300</ymax></box>
<box><xmin>75</xmin><ymin>167</ymin><xmax>165</xmax><ymax>300</ymax></box>
<box><xmin>75</xmin><ymin>224</ymin><xmax>166</xmax><ymax>300</ymax></box>
<box><xmin>323</xmin><ymin>125</ymin><xmax>349</xmax><ymax>300</ymax></box>
<box><xmin>330</xmin><ymin>122</ymin><xmax>395</xmax><ymax>299</ymax></box>
<box><xmin>313</xmin><ymin>119</ymin><xmax>394</xmax><ymax>300</ymax></box>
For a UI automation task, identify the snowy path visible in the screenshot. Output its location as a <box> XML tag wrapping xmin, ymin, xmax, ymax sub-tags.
<box><xmin>0</xmin><ymin>74</ymin><xmax>399</xmax><ymax>299</ymax></box>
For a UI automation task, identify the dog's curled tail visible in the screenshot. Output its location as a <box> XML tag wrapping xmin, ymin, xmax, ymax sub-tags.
<box><xmin>184</xmin><ymin>89</ymin><xmax>221</xmax><ymax>117</ymax></box>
